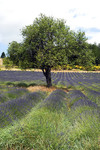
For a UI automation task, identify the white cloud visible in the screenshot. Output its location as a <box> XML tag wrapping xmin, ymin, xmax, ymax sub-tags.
<box><xmin>0</xmin><ymin>0</ymin><xmax>100</xmax><ymax>55</ymax></box>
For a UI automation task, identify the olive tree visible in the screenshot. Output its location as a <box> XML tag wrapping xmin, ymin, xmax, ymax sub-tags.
<box><xmin>22</xmin><ymin>14</ymin><xmax>70</xmax><ymax>87</ymax></box>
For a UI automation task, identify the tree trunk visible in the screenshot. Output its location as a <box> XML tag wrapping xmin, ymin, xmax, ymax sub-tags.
<box><xmin>42</xmin><ymin>67</ymin><xmax>52</xmax><ymax>87</ymax></box>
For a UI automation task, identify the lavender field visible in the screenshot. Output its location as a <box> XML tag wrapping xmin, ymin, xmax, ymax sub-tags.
<box><xmin>0</xmin><ymin>71</ymin><xmax>100</xmax><ymax>149</ymax></box>
<box><xmin>0</xmin><ymin>71</ymin><xmax>100</xmax><ymax>106</ymax></box>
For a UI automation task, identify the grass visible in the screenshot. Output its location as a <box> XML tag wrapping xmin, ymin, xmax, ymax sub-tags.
<box><xmin>0</xmin><ymin>81</ymin><xmax>100</xmax><ymax>149</ymax></box>
<box><xmin>5</xmin><ymin>80</ymin><xmax>46</xmax><ymax>87</ymax></box>
<box><xmin>0</xmin><ymin>105</ymin><xmax>99</xmax><ymax>150</ymax></box>
<box><xmin>1</xmin><ymin>80</ymin><xmax>69</xmax><ymax>89</ymax></box>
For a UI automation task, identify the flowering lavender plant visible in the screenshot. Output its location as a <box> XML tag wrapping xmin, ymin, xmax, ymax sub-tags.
<box><xmin>0</xmin><ymin>91</ymin><xmax>46</xmax><ymax>128</ymax></box>
<box><xmin>40</xmin><ymin>89</ymin><xmax>68</xmax><ymax>111</ymax></box>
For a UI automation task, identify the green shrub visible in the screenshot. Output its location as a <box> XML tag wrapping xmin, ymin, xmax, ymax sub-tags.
<box><xmin>67</xmin><ymin>65</ymin><xmax>72</xmax><ymax>70</ymax></box>
<box><xmin>62</xmin><ymin>65</ymin><xmax>67</xmax><ymax>70</ymax></box>
<box><xmin>3</xmin><ymin>57</ymin><xmax>14</xmax><ymax>69</ymax></box>
<box><xmin>52</xmin><ymin>65</ymin><xmax>62</xmax><ymax>70</ymax></box>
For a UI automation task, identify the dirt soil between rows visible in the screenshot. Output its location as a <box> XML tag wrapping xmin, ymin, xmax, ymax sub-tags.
<box><xmin>27</xmin><ymin>86</ymin><xmax>68</xmax><ymax>93</ymax></box>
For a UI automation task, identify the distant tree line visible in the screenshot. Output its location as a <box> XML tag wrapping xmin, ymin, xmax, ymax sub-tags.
<box><xmin>0</xmin><ymin>52</ymin><xmax>6</xmax><ymax>58</ymax></box>
<box><xmin>88</xmin><ymin>43</ymin><xmax>100</xmax><ymax>65</ymax></box>
<box><xmin>4</xmin><ymin>14</ymin><xmax>100</xmax><ymax>86</ymax></box>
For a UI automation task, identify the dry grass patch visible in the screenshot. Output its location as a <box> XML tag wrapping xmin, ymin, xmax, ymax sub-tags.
<box><xmin>27</xmin><ymin>85</ymin><xmax>68</xmax><ymax>93</ymax></box>
<box><xmin>27</xmin><ymin>86</ymin><xmax>57</xmax><ymax>93</ymax></box>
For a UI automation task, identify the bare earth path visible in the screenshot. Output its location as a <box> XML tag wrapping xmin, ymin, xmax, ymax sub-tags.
<box><xmin>27</xmin><ymin>85</ymin><xmax>68</xmax><ymax>93</ymax></box>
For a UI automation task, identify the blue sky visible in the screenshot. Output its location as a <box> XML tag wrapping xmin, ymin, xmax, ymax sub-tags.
<box><xmin>0</xmin><ymin>0</ymin><xmax>100</xmax><ymax>56</ymax></box>
<box><xmin>0</xmin><ymin>43</ymin><xmax>8</xmax><ymax>56</ymax></box>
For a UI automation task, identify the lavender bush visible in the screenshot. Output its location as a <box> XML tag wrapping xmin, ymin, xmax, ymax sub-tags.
<box><xmin>71</xmin><ymin>99</ymin><xmax>98</xmax><ymax>108</ymax></box>
<box><xmin>0</xmin><ymin>88</ymin><xmax>29</xmax><ymax>104</ymax></box>
<box><xmin>40</xmin><ymin>89</ymin><xmax>68</xmax><ymax>111</ymax></box>
<box><xmin>0</xmin><ymin>91</ymin><xmax>46</xmax><ymax>128</ymax></box>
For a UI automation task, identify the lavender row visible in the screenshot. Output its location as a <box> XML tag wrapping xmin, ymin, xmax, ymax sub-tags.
<box><xmin>0</xmin><ymin>71</ymin><xmax>45</xmax><ymax>82</ymax></box>
<box><xmin>40</xmin><ymin>89</ymin><xmax>68</xmax><ymax>111</ymax></box>
<box><xmin>0</xmin><ymin>91</ymin><xmax>46</xmax><ymax>128</ymax></box>
<box><xmin>52</xmin><ymin>72</ymin><xmax>100</xmax><ymax>90</ymax></box>
<box><xmin>71</xmin><ymin>99</ymin><xmax>98</xmax><ymax>108</ymax></box>
<box><xmin>82</xmin><ymin>88</ymin><xmax>100</xmax><ymax>106</ymax></box>
<box><xmin>0</xmin><ymin>71</ymin><xmax>100</xmax><ymax>82</ymax></box>
<box><xmin>67</xmin><ymin>90</ymin><xmax>98</xmax><ymax>108</ymax></box>
<box><xmin>0</xmin><ymin>88</ymin><xmax>29</xmax><ymax>104</ymax></box>
<box><xmin>0</xmin><ymin>71</ymin><xmax>100</xmax><ymax>87</ymax></box>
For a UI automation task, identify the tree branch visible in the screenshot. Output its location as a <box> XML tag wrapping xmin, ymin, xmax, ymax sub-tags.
<box><xmin>42</xmin><ymin>68</ymin><xmax>46</xmax><ymax>77</ymax></box>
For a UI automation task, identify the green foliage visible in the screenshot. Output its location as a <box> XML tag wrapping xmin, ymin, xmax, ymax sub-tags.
<box><xmin>89</xmin><ymin>42</ymin><xmax>100</xmax><ymax>65</ymax></box>
<box><xmin>52</xmin><ymin>65</ymin><xmax>62</xmax><ymax>70</ymax></box>
<box><xmin>1</xmin><ymin>52</ymin><xmax>6</xmax><ymax>58</ymax></box>
<box><xmin>22</xmin><ymin>14</ymin><xmax>69</xmax><ymax>70</ymax></box>
<box><xmin>19</xmin><ymin>60</ymin><xmax>33</xmax><ymax>70</ymax></box>
<box><xmin>3</xmin><ymin>57</ymin><xmax>14</xmax><ymax>69</ymax></box>
<box><xmin>68</xmin><ymin>30</ymin><xmax>95</xmax><ymax>66</ymax></box>
<box><xmin>7</xmin><ymin>41</ymin><xmax>21</xmax><ymax>66</ymax></box>
<box><xmin>1</xmin><ymin>80</ymin><xmax>46</xmax><ymax>88</ymax></box>
<box><xmin>52</xmin><ymin>65</ymin><xmax>73</xmax><ymax>70</ymax></box>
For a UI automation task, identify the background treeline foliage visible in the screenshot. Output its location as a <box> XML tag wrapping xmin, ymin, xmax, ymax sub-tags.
<box><xmin>0</xmin><ymin>52</ymin><xmax>6</xmax><ymax>58</ymax></box>
<box><xmin>89</xmin><ymin>43</ymin><xmax>100</xmax><ymax>65</ymax></box>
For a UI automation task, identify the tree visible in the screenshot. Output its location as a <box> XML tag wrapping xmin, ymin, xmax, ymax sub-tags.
<box><xmin>3</xmin><ymin>57</ymin><xmax>13</xmax><ymax>69</ymax></box>
<box><xmin>7</xmin><ymin>41</ymin><xmax>21</xmax><ymax>66</ymax></box>
<box><xmin>1</xmin><ymin>52</ymin><xmax>6</xmax><ymax>58</ymax></box>
<box><xmin>89</xmin><ymin>43</ymin><xmax>100</xmax><ymax>65</ymax></box>
<box><xmin>68</xmin><ymin>30</ymin><xmax>95</xmax><ymax>66</ymax></box>
<box><xmin>7</xmin><ymin>15</ymin><xmax>95</xmax><ymax>86</ymax></box>
<box><xmin>21</xmin><ymin>14</ymin><xmax>70</xmax><ymax>87</ymax></box>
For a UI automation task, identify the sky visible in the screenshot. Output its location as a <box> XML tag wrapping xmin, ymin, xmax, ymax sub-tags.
<box><xmin>0</xmin><ymin>0</ymin><xmax>100</xmax><ymax>56</ymax></box>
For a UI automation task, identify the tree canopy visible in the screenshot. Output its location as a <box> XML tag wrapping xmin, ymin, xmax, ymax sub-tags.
<box><xmin>7</xmin><ymin>41</ymin><xmax>21</xmax><ymax>66</ymax></box>
<box><xmin>89</xmin><ymin>43</ymin><xmax>100</xmax><ymax>65</ymax></box>
<box><xmin>68</xmin><ymin>30</ymin><xmax>95</xmax><ymax>66</ymax></box>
